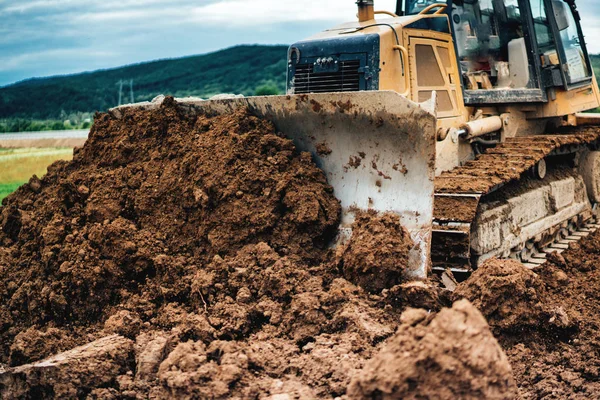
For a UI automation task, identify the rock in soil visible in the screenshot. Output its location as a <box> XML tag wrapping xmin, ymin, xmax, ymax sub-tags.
<box><xmin>0</xmin><ymin>335</ymin><xmax>133</xmax><ymax>399</ymax></box>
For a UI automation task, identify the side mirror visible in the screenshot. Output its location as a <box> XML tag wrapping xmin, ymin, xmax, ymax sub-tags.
<box><xmin>552</xmin><ymin>0</ymin><xmax>570</xmax><ymax>31</ymax></box>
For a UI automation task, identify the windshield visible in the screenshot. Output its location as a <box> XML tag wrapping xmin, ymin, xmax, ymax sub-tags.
<box><xmin>553</xmin><ymin>0</ymin><xmax>590</xmax><ymax>83</ymax></box>
<box><xmin>405</xmin><ymin>0</ymin><xmax>448</xmax><ymax>15</ymax></box>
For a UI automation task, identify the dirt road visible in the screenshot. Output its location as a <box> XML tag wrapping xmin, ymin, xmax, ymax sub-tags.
<box><xmin>0</xmin><ymin>130</ymin><xmax>88</xmax><ymax>148</ymax></box>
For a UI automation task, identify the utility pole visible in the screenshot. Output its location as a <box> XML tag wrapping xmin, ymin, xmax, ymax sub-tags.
<box><xmin>116</xmin><ymin>79</ymin><xmax>134</xmax><ymax>106</ymax></box>
<box><xmin>116</xmin><ymin>80</ymin><xmax>124</xmax><ymax>106</ymax></box>
<box><xmin>129</xmin><ymin>79</ymin><xmax>134</xmax><ymax>104</ymax></box>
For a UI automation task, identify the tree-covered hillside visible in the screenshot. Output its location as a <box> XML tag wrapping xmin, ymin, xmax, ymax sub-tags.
<box><xmin>592</xmin><ymin>55</ymin><xmax>600</xmax><ymax>83</ymax></box>
<box><xmin>0</xmin><ymin>45</ymin><xmax>288</xmax><ymax>121</ymax></box>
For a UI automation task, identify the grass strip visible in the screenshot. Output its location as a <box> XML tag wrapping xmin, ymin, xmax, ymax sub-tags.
<box><xmin>0</xmin><ymin>182</ymin><xmax>24</xmax><ymax>203</ymax></box>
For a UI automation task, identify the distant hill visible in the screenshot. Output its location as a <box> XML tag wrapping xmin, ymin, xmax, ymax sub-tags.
<box><xmin>0</xmin><ymin>45</ymin><xmax>288</xmax><ymax>121</ymax></box>
<box><xmin>1</xmin><ymin>47</ymin><xmax>599</xmax><ymax>130</ymax></box>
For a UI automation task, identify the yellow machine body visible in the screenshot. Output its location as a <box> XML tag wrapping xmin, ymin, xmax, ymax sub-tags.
<box><xmin>292</xmin><ymin>0</ymin><xmax>600</xmax><ymax>174</ymax></box>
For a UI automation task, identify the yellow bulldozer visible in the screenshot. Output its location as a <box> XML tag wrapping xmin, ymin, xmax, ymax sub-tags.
<box><xmin>115</xmin><ymin>0</ymin><xmax>600</xmax><ymax>279</ymax></box>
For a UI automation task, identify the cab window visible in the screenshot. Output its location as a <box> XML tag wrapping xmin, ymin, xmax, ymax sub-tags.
<box><xmin>551</xmin><ymin>0</ymin><xmax>590</xmax><ymax>83</ymax></box>
<box><xmin>451</xmin><ymin>0</ymin><xmax>532</xmax><ymax>90</ymax></box>
<box><xmin>529</xmin><ymin>0</ymin><xmax>554</xmax><ymax>50</ymax></box>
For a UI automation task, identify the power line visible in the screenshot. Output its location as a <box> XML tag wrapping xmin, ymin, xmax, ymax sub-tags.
<box><xmin>116</xmin><ymin>79</ymin><xmax>134</xmax><ymax>106</ymax></box>
<box><xmin>116</xmin><ymin>80</ymin><xmax>123</xmax><ymax>106</ymax></box>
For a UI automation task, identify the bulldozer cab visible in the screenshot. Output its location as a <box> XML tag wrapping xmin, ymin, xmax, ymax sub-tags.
<box><xmin>402</xmin><ymin>0</ymin><xmax>594</xmax><ymax>105</ymax></box>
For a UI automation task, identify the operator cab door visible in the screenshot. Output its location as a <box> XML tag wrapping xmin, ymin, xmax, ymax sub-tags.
<box><xmin>408</xmin><ymin>37</ymin><xmax>463</xmax><ymax>119</ymax></box>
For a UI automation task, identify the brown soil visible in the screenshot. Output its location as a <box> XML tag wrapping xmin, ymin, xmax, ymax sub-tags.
<box><xmin>337</xmin><ymin>211</ymin><xmax>414</xmax><ymax>293</ymax></box>
<box><xmin>3</xmin><ymin>96</ymin><xmax>600</xmax><ymax>399</ymax></box>
<box><xmin>504</xmin><ymin>239</ymin><xmax>600</xmax><ymax>399</ymax></box>
<box><xmin>316</xmin><ymin>142</ymin><xmax>332</xmax><ymax>156</ymax></box>
<box><xmin>433</xmin><ymin>195</ymin><xmax>479</xmax><ymax>223</ymax></box>
<box><xmin>455</xmin><ymin>235</ymin><xmax>600</xmax><ymax>399</ymax></box>
<box><xmin>454</xmin><ymin>259</ymin><xmax>575</xmax><ymax>336</ymax></box>
<box><xmin>347</xmin><ymin>300</ymin><xmax>518</xmax><ymax>400</ymax></box>
<box><xmin>0</xmin><ymin>98</ymin><xmax>457</xmax><ymax>398</ymax></box>
<box><xmin>0</xmin><ymin>98</ymin><xmax>340</xmax><ymax>352</ymax></box>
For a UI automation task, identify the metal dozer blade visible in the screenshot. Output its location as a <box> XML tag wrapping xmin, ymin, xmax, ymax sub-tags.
<box><xmin>113</xmin><ymin>91</ymin><xmax>437</xmax><ymax>279</ymax></box>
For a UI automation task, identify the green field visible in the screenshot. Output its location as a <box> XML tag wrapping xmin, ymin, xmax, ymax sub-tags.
<box><xmin>0</xmin><ymin>183</ymin><xmax>21</xmax><ymax>202</ymax></box>
<box><xmin>0</xmin><ymin>148</ymin><xmax>73</xmax><ymax>202</ymax></box>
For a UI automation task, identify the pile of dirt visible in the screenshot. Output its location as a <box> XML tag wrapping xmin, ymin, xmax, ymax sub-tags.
<box><xmin>503</xmin><ymin>241</ymin><xmax>600</xmax><ymax>398</ymax></box>
<box><xmin>336</xmin><ymin>211</ymin><xmax>414</xmax><ymax>293</ymax></box>
<box><xmin>0</xmin><ymin>98</ymin><xmax>341</xmax><ymax>363</ymax></box>
<box><xmin>454</xmin><ymin>259</ymin><xmax>574</xmax><ymax>335</ymax></box>
<box><xmin>347</xmin><ymin>300</ymin><xmax>518</xmax><ymax>399</ymax></box>
<box><xmin>0</xmin><ymin>98</ymin><xmax>463</xmax><ymax>398</ymax></box>
<box><xmin>456</xmin><ymin>242</ymin><xmax>600</xmax><ymax>398</ymax></box>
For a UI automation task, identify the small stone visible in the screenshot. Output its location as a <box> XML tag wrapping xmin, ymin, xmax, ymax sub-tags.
<box><xmin>29</xmin><ymin>178</ymin><xmax>42</xmax><ymax>193</ymax></box>
<box><xmin>441</xmin><ymin>269</ymin><xmax>458</xmax><ymax>292</ymax></box>
<box><xmin>104</xmin><ymin>311</ymin><xmax>142</xmax><ymax>338</ymax></box>
<box><xmin>547</xmin><ymin>251</ymin><xmax>566</xmax><ymax>266</ymax></box>
<box><xmin>554</xmin><ymin>270</ymin><xmax>569</xmax><ymax>285</ymax></box>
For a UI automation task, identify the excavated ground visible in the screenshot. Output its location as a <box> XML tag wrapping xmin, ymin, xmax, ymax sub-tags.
<box><xmin>455</xmin><ymin>238</ymin><xmax>600</xmax><ymax>399</ymax></box>
<box><xmin>0</xmin><ymin>99</ymin><xmax>452</xmax><ymax>399</ymax></box>
<box><xmin>1</xmin><ymin>97</ymin><xmax>600</xmax><ymax>399</ymax></box>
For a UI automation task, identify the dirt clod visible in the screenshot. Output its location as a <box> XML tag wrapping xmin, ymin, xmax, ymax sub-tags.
<box><xmin>316</xmin><ymin>142</ymin><xmax>332</xmax><ymax>156</ymax></box>
<box><xmin>347</xmin><ymin>300</ymin><xmax>518</xmax><ymax>400</ymax></box>
<box><xmin>337</xmin><ymin>211</ymin><xmax>414</xmax><ymax>293</ymax></box>
<box><xmin>454</xmin><ymin>259</ymin><xmax>571</xmax><ymax>335</ymax></box>
<box><xmin>0</xmin><ymin>335</ymin><xmax>134</xmax><ymax>399</ymax></box>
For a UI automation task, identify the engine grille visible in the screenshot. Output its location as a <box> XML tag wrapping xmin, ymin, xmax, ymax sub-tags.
<box><xmin>293</xmin><ymin>60</ymin><xmax>361</xmax><ymax>94</ymax></box>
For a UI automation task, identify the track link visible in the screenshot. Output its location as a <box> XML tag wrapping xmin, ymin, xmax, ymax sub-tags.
<box><xmin>432</xmin><ymin>128</ymin><xmax>600</xmax><ymax>271</ymax></box>
<box><xmin>521</xmin><ymin>219</ymin><xmax>600</xmax><ymax>269</ymax></box>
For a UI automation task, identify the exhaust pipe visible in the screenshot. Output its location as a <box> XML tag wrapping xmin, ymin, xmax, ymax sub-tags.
<box><xmin>357</xmin><ymin>0</ymin><xmax>374</xmax><ymax>22</ymax></box>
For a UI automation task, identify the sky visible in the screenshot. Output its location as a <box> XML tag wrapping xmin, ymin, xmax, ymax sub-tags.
<box><xmin>1</xmin><ymin>0</ymin><xmax>599</xmax><ymax>87</ymax></box>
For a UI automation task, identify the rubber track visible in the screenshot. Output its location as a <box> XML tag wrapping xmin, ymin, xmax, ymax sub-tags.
<box><xmin>432</xmin><ymin>127</ymin><xmax>600</xmax><ymax>269</ymax></box>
